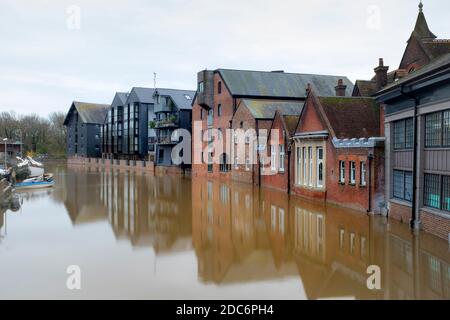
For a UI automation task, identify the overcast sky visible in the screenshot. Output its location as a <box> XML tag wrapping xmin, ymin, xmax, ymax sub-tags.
<box><xmin>0</xmin><ymin>0</ymin><xmax>448</xmax><ymax>116</ymax></box>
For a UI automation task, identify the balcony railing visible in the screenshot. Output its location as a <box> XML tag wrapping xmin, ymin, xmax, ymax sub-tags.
<box><xmin>153</xmin><ymin>117</ymin><xmax>179</xmax><ymax>129</ymax></box>
<box><xmin>157</xmin><ymin>134</ymin><xmax>180</xmax><ymax>145</ymax></box>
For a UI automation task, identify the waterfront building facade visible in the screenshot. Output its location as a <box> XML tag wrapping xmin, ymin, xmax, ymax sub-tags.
<box><xmin>292</xmin><ymin>90</ymin><xmax>385</xmax><ymax>213</ymax></box>
<box><xmin>152</xmin><ymin>88</ymin><xmax>195</xmax><ymax>167</ymax></box>
<box><xmin>64</xmin><ymin>101</ymin><xmax>110</xmax><ymax>158</ymax></box>
<box><xmin>192</xmin><ymin>68</ymin><xmax>354</xmax><ymax>180</ymax></box>
<box><xmin>102</xmin><ymin>92</ymin><xmax>128</xmax><ymax>158</ymax></box>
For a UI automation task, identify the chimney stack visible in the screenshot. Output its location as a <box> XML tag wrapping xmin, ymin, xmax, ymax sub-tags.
<box><xmin>374</xmin><ymin>58</ymin><xmax>389</xmax><ymax>90</ymax></box>
<box><xmin>335</xmin><ymin>79</ymin><xmax>347</xmax><ymax>97</ymax></box>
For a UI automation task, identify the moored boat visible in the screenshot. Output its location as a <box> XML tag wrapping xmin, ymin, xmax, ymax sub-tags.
<box><xmin>14</xmin><ymin>174</ymin><xmax>54</xmax><ymax>190</ymax></box>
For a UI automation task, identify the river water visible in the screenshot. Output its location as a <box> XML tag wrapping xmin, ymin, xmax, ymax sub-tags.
<box><xmin>0</xmin><ymin>164</ymin><xmax>449</xmax><ymax>299</ymax></box>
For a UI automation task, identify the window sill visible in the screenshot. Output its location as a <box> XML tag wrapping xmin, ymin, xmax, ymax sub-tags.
<box><xmin>338</xmin><ymin>182</ymin><xmax>345</xmax><ymax>186</ymax></box>
<box><xmin>390</xmin><ymin>198</ymin><xmax>412</xmax><ymax>208</ymax></box>
<box><xmin>359</xmin><ymin>184</ymin><xmax>367</xmax><ymax>188</ymax></box>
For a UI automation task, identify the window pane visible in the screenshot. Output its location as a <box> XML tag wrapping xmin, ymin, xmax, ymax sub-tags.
<box><xmin>404</xmin><ymin>171</ymin><xmax>413</xmax><ymax>202</ymax></box>
<box><xmin>405</xmin><ymin>118</ymin><xmax>414</xmax><ymax>149</ymax></box>
<box><xmin>394</xmin><ymin>120</ymin><xmax>405</xmax><ymax>150</ymax></box>
<box><xmin>425</xmin><ymin>112</ymin><xmax>442</xmax><ymax>147</ymax></box>
<box><xmin>443</xmin><ymin>110</ymin><xmax>450</xmax><ymax>146</ymax></box>
<box><xmin>443</xmin><ymin>176</ymin><xmax>450</xmax><ymax>212</ymax></box>
<box><xmin>424</xmin><ymin>174</ymin><xmax>441</xmax><ymax>209</ymax></box>
<box><xmin>393</xmin><ymin>170</ymin><xmax>404</xmax><ymax>200</ymax></box>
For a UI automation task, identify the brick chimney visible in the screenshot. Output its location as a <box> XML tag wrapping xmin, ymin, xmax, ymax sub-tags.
<box><xmin>374</xmin><ymin>58</ymin><xmax>389</xmax><ymax>90</ymax></box>
<box><xmin>335</xmin><ymin>79</ymin><xmax>347</xmax><ymax>97</ymax></box>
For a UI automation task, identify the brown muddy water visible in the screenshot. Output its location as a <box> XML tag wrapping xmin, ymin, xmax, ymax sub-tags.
<box><xmin>0</xmin><ymin>164</ymin><xmax>449</xmax><ymax>299</ymax></box>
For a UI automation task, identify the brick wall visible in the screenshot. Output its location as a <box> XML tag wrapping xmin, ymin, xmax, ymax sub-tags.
<box><xmin>420</xmin><ymin>210</ymin><xmax>450</xmax><ymax>241</ymax></box>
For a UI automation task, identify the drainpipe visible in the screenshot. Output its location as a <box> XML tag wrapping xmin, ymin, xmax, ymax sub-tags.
<box><xmin>400</xmin><ymin>85</ymin><xmax>420</xmax><ymax>230</ymax></box>
<box><xmin>367</xmin><ymin>153</ymin><xmax>374</xmax><ymax>213</ymax></box>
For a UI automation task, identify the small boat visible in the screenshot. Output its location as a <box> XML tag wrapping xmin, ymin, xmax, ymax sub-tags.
<box><xmin>14</xmin><ymin>174</ymin><xmax>54</xmax><ymax>190</ymax></box>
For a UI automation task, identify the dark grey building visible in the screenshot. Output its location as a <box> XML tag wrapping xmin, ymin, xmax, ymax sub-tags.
<box><xmin>122</xmin><ymin>87</ymin><xmax>156</xmax><ymax>159</ymax></box>
<box><xmin>152</xmin><ymin>89</ymin><xmax>195</xmax><ymax>166</ymax></box>
<box><xmin>102</xmin><ymin>92</ymin><xmax>128</xmax><ymax>158</ymax></box>
<box><xmin>64</xmin><ymin>101</ymin><xmax>110</xmax><ymax>158</ymax></box>
<box><xmin>377</xmin><ymin>53</ymin><xmax>450</xmax><ymax>239</ymax></box>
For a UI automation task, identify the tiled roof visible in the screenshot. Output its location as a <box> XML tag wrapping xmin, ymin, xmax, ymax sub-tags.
<box><xmin>352</xmin><ymin>80</ymin><xmax>378</xmax><ymax>97</ymax></box>
<box><xmin>63</xmin><ymin>101</ymin><xmax>110</xmax><ymax>125</ymax></box>
<box><xmin>218</xmin><ymin>69</ymin><xmax>354</xmax><ymax>98</ymax></box>
<box><xmin>242</xmin><ymin>99</ymin><xmax>303</xmax><ymax>119</ymax></box>
<box><xmin>317</xmin><ymin>97</ymin><xmax>380</xmax><ymax>139</ymax></box>
<box><xmin>155</xmin><ymin>88</ymin><xmax>196</xmax><ymax>110</ymax></box>
<box><xmin>116</xmin><ymin>92</ymin><xmax>128</xmax><ymax>105</ymax></box>
<box><xmin>282</xmin><ymin>115</ymin><xmax>300</xmax><ymax>136</ymax></box>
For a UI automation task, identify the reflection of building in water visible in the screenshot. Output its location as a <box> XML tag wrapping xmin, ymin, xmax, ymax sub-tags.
<box><xmin>192</xmin><ymin>178</ymin><xmax>450</xmax><ymax>299</ymax></box>
<box><xmin>0</xmin><ymin>193</ymin><xmax>22</xmax><ymax>239</ymax></box>
<box><xmin>100</xmin><ymin>169</ymin><xmax>192</xmax><ymax>254</ymax></box>
<box><xmin>63</xmin><ymin>166</ymin><xmax>108</xmax><ymax>225</ymax></box>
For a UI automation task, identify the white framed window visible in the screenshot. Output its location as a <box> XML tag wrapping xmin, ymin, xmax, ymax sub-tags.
<box><xmin>308</xmin><ymin>147</ymin><xmax>313</xmax><ymax>186</ymax></box>
<box><xmin>360</xmin><ymin>161</ymin><xmax>367</xmax><ymax>186</ymax></box>
<box><xmin>339</xmin><ymin>161</ymin><xmax>345</xmax><ymax>183</ymax></box>
<box><xmin>234</xmin><ymin>156</ymin><xmax>239</xmax><ymax>169</ymax></box>
<box><xmin>339</xmin><ymin>229</ymin><xmax>345</xmax><ymax>250</ymax></box>
<box><xmin>303</xmin><ymin>147</ymin><xmax>307</xmax><ymax>186</ymax></box>
<box><xmin>350</xmin><ymin>233</ymin><xmax>356</xmax><ymax>254</ymax></box>
<box><xmin>271</xmin><ymin>206</ymin><xmax>277</xmax><ymax>231</ymax></box>
<box><xmin>316</xmin><ymin>147</ymin><xmax>324</xmax><ymax>188</ymax></box>
<box><xmin>271</xmin><ymin>145</ymin><xmax>277</xmax><ymax>172</ymax></box>
<box><xmin>279</xmin><ymin>144</ymin><xmax>285</xmax><ymax>172</ymax></box>
<box><xmin>350</xmin><ymin>161</ymin><xmax>356</xmax><ymax>184</ymax></box>
<box><xmin>245</xmin><ymin>158</ymin><xmax>250</xmax><ymax>171</ymax></box>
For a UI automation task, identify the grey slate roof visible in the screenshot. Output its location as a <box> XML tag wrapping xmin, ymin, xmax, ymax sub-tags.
<box><xmin>241</xmin><ymin>99</ymin><xmax>304</xmax><ymax>119</ymax></box>
<box><xmin>155</xmin><ymin>88</ymin><xmax>196</xmax><ymax>110</ymax></box>
<box><xmin>131</xmin><ymin>87</ymin><xmax>156</xmax><ymax>104</ymax></box>
<box><xmin>64</xmin><ymin>101</ymin><xmax>110</xmax><ymax>125</ymax></box>
<box><xmin>218</xmin><ymin>69</ymin><xmax>354</xmax><ymax>98</ymax></box>
<box><xmin>128</xmin><ymin>87</ymin><xmax>195</xmax><ymax>109</ymax></box>
<box><xmin>116</xmin><ymin>92</ymin><xmax>128</xmax><ymax>104</ymax></box>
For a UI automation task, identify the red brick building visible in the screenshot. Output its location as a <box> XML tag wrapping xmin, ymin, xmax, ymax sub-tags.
<box><xmin>231</xmin><ymin>99</ymin><xmax>303</xmax><ymax>186</ymax></box>
<box><xmin>291</xmin><ymin>90</ymin><xmax>385</xmax><ymax>213</ymax></box>
<box><xmin>260</xmin><ymin>109</ymin><xmax>301</xmax><ymax>192</ymax></box>
<box><xmin>191</xmin><ymin>69</ymin><xmax>353</xmax><ymax>180</ymax></box>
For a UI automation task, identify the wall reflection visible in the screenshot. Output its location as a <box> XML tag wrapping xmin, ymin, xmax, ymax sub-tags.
<box><xmin>55</xmin><ymin>166</ymin><xmax>449</xmax><ymax>299</ymax></box>
<box><xmin>192</xmin><ymin>177</ymin><xmax>450</xmax><ymax>300</ymax></box>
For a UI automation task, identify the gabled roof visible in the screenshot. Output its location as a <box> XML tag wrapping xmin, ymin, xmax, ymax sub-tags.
<box><xmin>241</xmin><ymin>99</ymin><xmax>304</xmax><ymax>120</ymax></box>
<box><xmin>129</xmin><ymin>87</ymin><xmax>156</xmax><ymax>104</ymax></box>
<box><xmin>317</xmin><ymin>96</ymin><xmax>380</xmax><ymax>139</ymax></box>
<box><xmin>218</xmin><ymin>69</ymin><xmax>354</xmax><ymax>98</ymax></box>
<box><xmin>63</xmin><ymin>101</ymin><xmax>110</xmax><ymax>125</ymax></box>
<box><xmin>352</xmin><ymin>80</ymin><xmax>378</xmax><ymax>97</ymax></box>
<box><xmin>115</xmin><ymin>92</ymin><xmax>129</xmax><ymax>105</ymax></box>
<box><xmin>282</xmin><ymin>115</ymin><xmax>300</xmax><ymax>137</ymax></box>
<box><xmin>154</xmin><ymin>88</ymin><xmax>196</xmax><ymax>110</ymax></box>
<box><xmin>297</xmin><ymin>92</ymin><xmax>380</xmax><ymax>140</ymax></box>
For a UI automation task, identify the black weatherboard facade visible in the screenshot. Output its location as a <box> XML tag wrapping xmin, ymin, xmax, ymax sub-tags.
<box><xmin>64</xmin><ymin>101</ymin><xmax>110</xmax><ymax>158</ymax></box>
<box><xmin>152</xmin><ymin>88</ymin><xmax>195</xmax><ymax>166</ymax></box>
